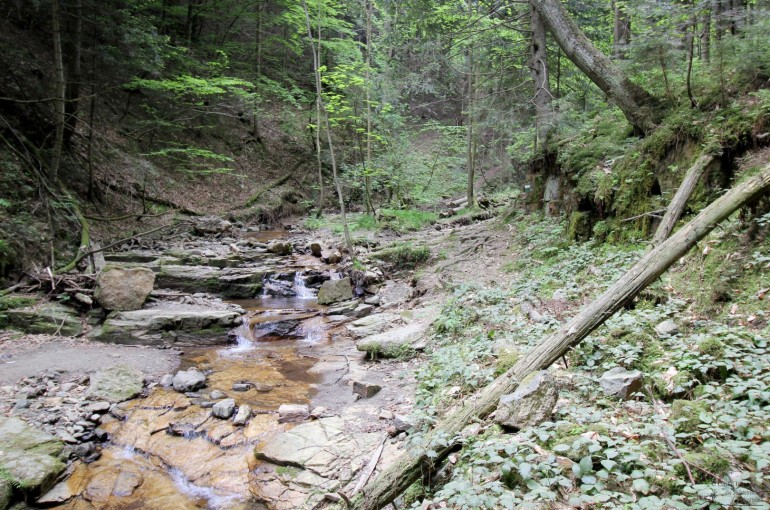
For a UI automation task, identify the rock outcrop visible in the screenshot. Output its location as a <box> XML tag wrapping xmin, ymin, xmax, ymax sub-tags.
<box><xmin>94</xmin><ymin>267</ymin><xmax>155</xmax><ymax>311</ymax></box>
<box><xmin>317</xmin><ymin>278</ymin><xmax>353</xmax><ymax>305</ymax></box>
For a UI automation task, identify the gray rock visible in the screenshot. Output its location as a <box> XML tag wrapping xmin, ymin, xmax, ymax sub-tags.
<box><xmin>655</xmin><ymin>319</ymin><xmax>680</xmax><ymax>337</ymax></box>
<box><xmin>233</xmin><ymin>405</ymin><xmax>252</xmax><ymax>426</ymax></box>
<box><xmin>194</xmin><ymin>216</ymin><xmax>232</xmax><ymax>235</ymax></box>
<box><xmin>253</xmin><ymin>383</ymin><xmax>273</xmax><ymax>393</ymax></box>
<box><xmin>0</xmin><ymin>417</ymin><xmax>66</xmax><ymax>497</ymax></box>
<box><xmin>356</xmin><ymin>321</ymin><xmax>428</xmax><ymax>357</ymax></box>
<box><xmin>322</xmin><ymin>250</ymin><xmax>342</xmax><ymax>264</ymax></box>
<box><xmin>209</xmin><ymin>390</ymin><xmax>227</xmax><ymax>400</ymax></box>
<box><xmin>159</xmin><ymin>374</ymin><xmax>174</xmax><ymax>387</ymax></box>
<box><xmin>267</xmin><ymin>241</ymin><xmax>292</xmax><ymax>256</ymax></box>
<box><xmin>364</xmin><ymin>295</ymin><xmax>381</xmax><ymax>306</ymax></box>
<box><xmin>91</xmin><ymin>303</ymin><xmax>243</xmax><ymax>346</ymax></box>
<box><xmin>600</xmin><ymin>367</ymin><xmax>643</xmax><ymax>400</ymax></box>
<box><xmin>495</xmin><ymin>371</ymin><xmax>558</xmax><ymax>430</ymax></box>
<box><xmin>310</xmin><ymin>242</ymin><xmax>323</xmax><ymax>257</ymax></box>
<box><xmin>0</xmin><ymin>479</ymin><xmax>11</xmax><ymax>509</ymax></box>
<box><xmin>2</xmin><ymin>303</ymin><xmax>83</xmax><ymax>337</ymax></box>
<box><xmin>212</xmin><ymin>398</ymin><xmax>236</xmax><ymax>419</ymax></box>
<box><xmin>317</xmin><ymin>278</ymin><xmax>354</xmax><ymax>305</ymax></box>
<box><xmin>552</xmin><ymin>289</ymin><xmax>568</xmax><ymax>303</ymax></box>
<box><xmin>85</xmin><ymin>401</ymin><xmax>111</xmax><ymax>414</ymax></box>
<box><xmin>88</xmin><ymin>365</ymin><xmax>144</xmax><ymax>403</ymax></box>
<box><xmin>232</xmin><ymin>383</ymin><xmax>252</xmax><ymax>392</ymax></box>
<box><xmin>278</xmin><ymin>404</ymin><xmax>310</xmax><ymax>423</ymax></box>
<box><xmin>326</xmin><ymin>299</ymin><xmax>359</xmax><ymax>316</ymax></box>
<box><xmin>172</xmin><ymin>369</ymin><xmax>206</xmax><ymax>393</ymax></box>
<box><xmin>95</xmin><ymin>267</ymin><xmax>155</xmax><ymax>311</ymax></box>
<box><xmin>378</xmin><ymin>281</ymin><xmax>412</xmax><ymax>307</ymax></box>
<box><xmin>352</xmin><ymin>381</ymin><xmax>382</xmax><ymax>398</ymax></box>
<box><xmin>393</xmin><ymin>414</ymin><xmax>414</xmax><ymax>433</ymax></box>
<box><xmin>354</xmin><ymin>304</ymin><xmax>375</xmax><ymax>318</ymax></box>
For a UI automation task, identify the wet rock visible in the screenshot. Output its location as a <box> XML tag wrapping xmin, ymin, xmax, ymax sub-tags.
<box><xmin>356</xmin><ymin>321</ymin><xmax>428</xmax><ymax>357</ymax></box>
<box><xmin>267</xmin><ymin>241</ymin><xmax>293</xmax><ymax>255</ymax></box>
<box><xmin>310</xmin><ymin>242</ymin><xmax>323</xmax><ymax>257</ymax></box>
<box><xmin>495</xmin><ymin>371</ymin><xmax>558</xmax><ymax>430</ymax></box>
<box><xmin>233</xmin><ymin>405</ymin><xmax>251</xmax><ymax>426</ymax></box>
<box><xmin>352</xmin><ymin>381</ymin><xmax>382</xmax><ymax>398</ymax></box>
<box><xmin>155</xmin><ymin>265</ymin><xmax>264</xmax><ymax>298</ymax></box>
<box><xmin>209</xmin><ymin>390</ymin><xmax>227</xmax><ymax>400</ymax></box>
<box><xmin>172</xmin><ymin>369</ymin><xmax>206</xmax><ymax>393</ymax></box>
<box><xmin>232</xmin><ymin>383</ymin><xmax>252</xmax><ymax>392</ymax></box>
<box><xmin>95</xmin><ymin>266</ymin><xmax>155</xmax><ymax>311</ymax></box>
<box><xmin>254</xmin><ymin>383</ymin><xmax>274</xmax><ymax>393</ymax></box>
<box><xmin>72</xmin><ymin>442</ymin><xmax>95</xmax><ymax>458</ymax></box>
<box><xmin>0</xmin><ymin>417</ymin><xmax>66</xmax><ymax>498</ymax></box>
<box><xmin>88</xmin><ymin>365</ymin><xmax>144</xmax><ymax>403</ymax></box>
<box><xmin>278</xmin><ymin>404</ymin><xmax>310</xmax><ymax>423</ymax></box>
<box><xmin>599</xmin><ymin>367</ymin><xmax>643</xmax><ymax>400</ymax></box>
<box><xmin>655</xmin><ymin>319</ymin><xmax>680</xmax><ymax>337</ymax></box>
<box><xmin>212</xmin><ymin>398</ymin><xmax>236</xmax><ymax>419</ymax></box>
<box><xmin>159</xmin><ymin>374</ymin><xmax>174</xmax><ymax>387</ymax></box>
<box><xmin>250</xmin><ymin>312</ymin><xmax>315</xmax><ymax>339</ymax></box>
<box><xmin>317</xmin><ymin>278</ymin><xmax>354</xmax><ymax>305</ymax></box>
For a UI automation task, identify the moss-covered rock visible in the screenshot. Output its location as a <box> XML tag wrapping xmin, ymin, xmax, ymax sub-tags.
<box><xmin>698</xmin><ymin>337</ymin><xmax>725</xmax><ymax>358</ymax></box>
<box><xmin>567</xmin><ymin>212</ymin><xmax>592</xmax><ymax>242</ymax></box>
<box><xmin>676</xmin><ymin>448</ymin><xmax>731</xmax><ymax>483</ymax></box>
<box><xmin>1</xmin><ymin>302</ymin><xmax>82</xmax><ymax>336</ymax></box>
<box><xmin>0</xmin><ymin>417</ymin><xmax>65</xmax><ymax>499</ymax></box>
<box><xmin>670</xmin><ymin>399</ymin><xmax>708</xmax><ymax>434</ymax></box>
<box><xmin>87</xmin><ymin>365</ymin><xmax>145</xmax><ymax>403</ymax></box>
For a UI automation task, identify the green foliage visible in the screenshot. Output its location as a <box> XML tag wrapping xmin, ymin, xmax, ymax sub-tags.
<box><xmin>378</xmin><ymin>209</ymin><xmax>437</xmax><ymax>232</ymax></box>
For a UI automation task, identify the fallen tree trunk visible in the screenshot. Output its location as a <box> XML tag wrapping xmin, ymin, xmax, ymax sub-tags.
<box><xmin>650</xmin><ymin>152</ymin><xmax>716</xmax><ymax>248</ymax></box>
<box><xmin>351</xmin><ymin>162</ymin><xmax>770</xmax><ymax>510</ymax></box>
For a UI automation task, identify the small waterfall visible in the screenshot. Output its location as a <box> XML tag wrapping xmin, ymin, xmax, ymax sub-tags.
<box><xmin>298</xmin><ymin>316</ymin><xmax>327</xmax><ymax>343</ymax></box>
<box><xmin>170</xmin><ymin>468</ymin><xmax>242</xmax><ymax>509</ymax></box>
<box><xmin>293</xmin><ymin>271</ymin><xmax>316</xmax><ymax>299</ymax></box>
<box><xmin>220</xmin><ymin>317</ymin><xmax>255</xmax><ymax>354</ymax></box>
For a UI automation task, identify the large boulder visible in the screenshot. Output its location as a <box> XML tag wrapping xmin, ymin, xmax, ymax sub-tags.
<box><xmin>495</xmin><ymin>371</ymin><xmax>558</xmax><ymax>430</ymax></box>
<box><xmin>88</xmin><ymin>365</ymin><xmax>145</xmax><ymax>402</ymax></box>
<box><xmin>172</xmin><ymin>368</ymin><xmax>207</xmax><ymax>393</ymax></box>
<box><xmin>194</xmin><ymin>216</ymin><xmax>232</xmax><ymax>235</ymax></box>
<box><xmin>95</xmin><ymin>267</ymin><xmax>155</xmax><ymax>311</ymax></box>
<box><xmin>0</xmin><ymin>417</ymin><xmax>66</xmax><ymax>499</ymax></box>
<box><xmin>599</xmin><ymin>367</ymin><xmax>643</xmax><ymax>400</ymax></box>
<box><xmin>317</xmin><ymin>278</ymin><xmax>353</xmax><ymax>305</ymax></box>
<box><xmin>267</xmin><ymin>241</ymin><xmax>293</xmax><ymax>256</ymax></box>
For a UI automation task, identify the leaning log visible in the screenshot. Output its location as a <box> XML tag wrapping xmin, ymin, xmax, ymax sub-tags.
<box><xmin>651</xmin><ymin>152</ymin><xmax>717</xmax><ymax>248</ymax></box>
<box><xmin>351</xmin><ymin>162</ymin><xmax>770</xmax><ymax>510</ymax></box>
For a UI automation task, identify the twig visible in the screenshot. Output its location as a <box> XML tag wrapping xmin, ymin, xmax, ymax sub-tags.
<box><xmin>620</xmin><ymin>208</ymin><xmax>667</xmax><ymax>223</ymax></box>
<box><xmin>352</xmin><ymin>435</ymin><xmax>388</xmax><ymax>495</ymax></box>
<box><xmin>84</xmin><ymin>210</ymin><xmax>178</xmax><ymax>222</ymax></box>
<box><xmin>647</xmin><ymin>388</ymin><xmax>696</xmax><ymax>485</ymax></box>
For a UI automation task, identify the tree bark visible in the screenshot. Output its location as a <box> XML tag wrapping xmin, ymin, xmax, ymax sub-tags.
<box><xmin>50</xmin><ymin>0</ymin><xmax>66</xmax><ymax>182</ymax></box>
<box><xmin>64</xmin><ymin>0</ymin><xmax>82</xmax><ymax>149</ymax></box>
<box><xmin>530</xmin><ymin>0</ymin><xmax>660</xmax><ymax>134</ymax></box>
<box><xmin>351</xmin><ymin>162</ymin><xmax>770</xmax><ymax>510</ymax></box>
<box><xmin>612</xmin><ymin>0</ymin><xmax>631</xmax><ymax>59</ymax></box>
<box><xmin>529</xmin><ymin>2</ymin><xmax>553</xmax><ymax>153</ymax></box>
<box><xmin>651</xmin><ymin>153</ymin><xmax>716</xmax><ymax>247</ymax></box>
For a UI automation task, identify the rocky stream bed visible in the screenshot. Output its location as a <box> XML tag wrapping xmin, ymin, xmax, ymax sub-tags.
<box><xmin>0</xmin><ymin>221</ymin><xmax>439</xmax><ymax>510</ymax></box>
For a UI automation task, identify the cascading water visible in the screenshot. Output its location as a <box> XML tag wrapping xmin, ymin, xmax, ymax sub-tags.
<box><xmin>293</xmin><ymin>271</ymin><xmax>316</xmax><ymax>299</ymax></box>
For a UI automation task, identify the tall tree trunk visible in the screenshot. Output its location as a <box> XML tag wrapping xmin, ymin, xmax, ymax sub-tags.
<box><xmin>701</xmin><ymin>7</ymin><xmax>711</xmax><ymax>62</ymax></box>
<box><xmin>465</xmin><ymin>46</ymin><xmax>475</xmax><ymax>207</ymax></box>
<box><xmin>529</xmin><ymin>2</ymin><xmax>553</xmax><ymax>153</ymax></box>
<box><xmin>50</xmin><ymin>0</ymin><xmax>66</xmax><ymax>182</ymax></box>
<box><xmin>530</xmin><ymin>0</ymin><xmax>660</xmax><ymax>134</ymax></box>
<box><xmin>63</xmin><ymin>0</ymin><xmax>82</xmax><ymax>148</ymax></box>
<box><xmin>612</xmin><ymin>0</ymin><xmax>631</xmax><ymax>59</ymax></box>
<box><xmin>301</xmin><ymin>0</ymin><xmax>353</xmax><ymax>254</ymax></box>
<box><xmin>364</xmin><ymin>0</ymin><xmax>374</xmax><ymax>215</ymax></box>
<box><xmin>351</xmin><ymin>162</ymin><xmax>770</xmax><ymax>510</ymax></box>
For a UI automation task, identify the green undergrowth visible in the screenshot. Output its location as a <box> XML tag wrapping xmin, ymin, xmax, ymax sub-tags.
<box><xmin>370</xmin><ymin>242</ymin><xmax>430</xmax><ymax>270</ymax></box>
<box><xmin>398</xmin><ymin>215</ymin><xmax>770</xmax><ymax>509</ymax></box>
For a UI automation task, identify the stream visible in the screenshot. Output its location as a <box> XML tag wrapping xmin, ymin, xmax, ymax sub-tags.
<box><xmin>53</xmin><ymin>236</ymin><xmax>341</xmax><ymax>509</ymax></box>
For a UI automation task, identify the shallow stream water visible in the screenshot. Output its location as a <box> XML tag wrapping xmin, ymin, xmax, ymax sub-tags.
<box><xmin>55</xmin><ymin>253</ymin><xmax>335</xmax><ymax>509</ymax></box>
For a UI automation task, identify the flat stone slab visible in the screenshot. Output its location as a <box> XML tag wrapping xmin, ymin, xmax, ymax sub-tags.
<box><xmin>0</xmin><ymin>417</ymin><xmax>66</xmax><ymax>498</ymax></box>
<box><xmin>356</xmin><ymin>321</ymin><xmax>430</xmax><ymax>357</ymax></box>
<box><xmin>88</xmin><ymin>365</ymin><xmax>145</xmax><ymax>402</ymax></box>
<box><xmin>90</xmin><ymin>303</ymin><xmax>243</xmax><ymax>346</ymax></box>
<box><xmin>345</xmin><ymin>313</ymin><xmax>402</xmax><ymax>339</ymax></box>
<box><xmin>156</xmin><ymin>264</ymin><xmax>267</xmax><ymax>298</ymax></box>
<box><xmin>256</xmin><ymin>417</ymin><xmax>381</xmax><ymax>478</ymax></box>
<box><xmin>2</xmin><ymin>302</ymin><xmax>83</xmax><ymax>336</ymax></box>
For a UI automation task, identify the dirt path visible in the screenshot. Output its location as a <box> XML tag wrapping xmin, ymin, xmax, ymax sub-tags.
<box><xmin>0</xmin><ymin>333</ymin><xmax>180</xmax><ymax>386</ymax></box>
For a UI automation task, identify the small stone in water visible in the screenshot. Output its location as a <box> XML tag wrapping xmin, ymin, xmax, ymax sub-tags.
<box><xmin>209</xmin><ymin>390</ymin><xmax>227</xmax><ymax>400</ymax></box>
<box><xmin>232</xmin><ymin>383</ymin><xmax>252</xmax><ymax>392</ymax></box>
<box><xmin>233</xmin><ymin>405</ymin><xmax>252</xmax><ymax>426</ymax></box>
<box><xmin>212</xmin><ymin>398</ymin><xmax>236</xmax><ymax>419</ymax></box>
<box><xmin>253</xmin><ymin>383</ymin><xmax>273</xmax><ymax>393</ymax></box>
<box><xmin>278</xmin><ymin>404</ymin><xmax>310</xmax><ymax>423</ymax></box>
